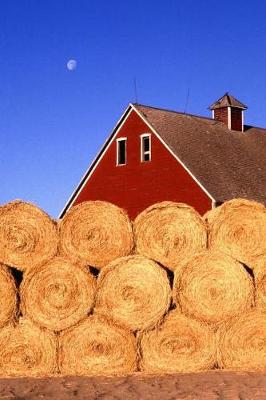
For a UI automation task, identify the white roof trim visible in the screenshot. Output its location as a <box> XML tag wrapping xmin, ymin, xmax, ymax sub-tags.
<box><xmin>59</xmin><ymin>105</ymin><xmax>133</xmax><ymax>217</ymax></box>
<box><xmin>131</xmin><ymin>104</ymin><xmax>216</xmax><ymax>202</ymax></box>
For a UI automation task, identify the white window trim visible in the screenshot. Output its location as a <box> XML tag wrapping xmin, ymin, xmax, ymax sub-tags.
<box><xmin>140</xmin><ymin>133</ymin><xmax>151</xmax><ymax>162</ymax></box>
<box><xmin>116</xmin><ymin>137</ymin><xmax>127</xmax><ymax>166</ymax></box>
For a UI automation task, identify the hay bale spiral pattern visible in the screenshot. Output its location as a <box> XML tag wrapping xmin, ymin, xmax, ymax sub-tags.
<box><xmin>20</xmin><ymin>256</ymin><xmax>96</xmax><ymax>331</ymax></box>
<box><xmin>134</xmin><ymin>201</ymin><xmax>207</xmax><ymax>271</ymax></box>
<box><xmin>0</xmin><ymin>201</ymin><xmax>58</xmax><ymax>271</ymax></box>
<box><xmin>139</xmin><ymin>310</ymin><xmax>216</xmax><ymax>373</ymax></box>
<box><xmin>59</xmin><ymin>201</ymin><xmax>134</xmax><ymax>269</ymax></box>
<box><xmin>217</xmin><ymin>309</ymin><xmax>266</xmax><ymax>371</ymax></box>
<box><xmin>173</xmin><ymin>251</ymin><xmax>254</xmax><ymax>325</ymax></box>
<box><xmin>206</xmin><ymin>199</ymin><xmax>266</xmax><ymax>268</ymax></box>
<box><xmin>58</xmin><ymin>315</ymin><xmax>137</xmax><ymax>375</ymax></box>
<box><xmin>95</xmin><ymin>255</ymin><xmax>171</xmax><ymax>331</ymax></box>
<box><xmin>0</xmin><ymin>318</ymin><xmax>57</xmax><ymax>377</ymax></box>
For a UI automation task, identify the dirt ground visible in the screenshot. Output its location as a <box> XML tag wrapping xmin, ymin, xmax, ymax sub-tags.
<box><xmin>0</xmin><ymin>371</ymin><xmax>265</xmax><ymax>400</ymax></box>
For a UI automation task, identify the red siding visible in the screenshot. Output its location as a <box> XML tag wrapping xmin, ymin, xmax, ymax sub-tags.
<box><xmin>72</xmin><ymin>110</ymin><xmax>212</xmax><ymax>219</ymax></box>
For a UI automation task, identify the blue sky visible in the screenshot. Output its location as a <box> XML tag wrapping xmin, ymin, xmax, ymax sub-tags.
<box><xmin>1</xmin><ymin>0</ymin><xmax>266</xmax><ymax>217</ymax></box>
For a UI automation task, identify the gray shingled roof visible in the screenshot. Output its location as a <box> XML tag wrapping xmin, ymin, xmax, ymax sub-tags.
<box><xmin>134</xmin><ymin>104</ymin><xmax>266</xmax><ymax>204</ymax></box>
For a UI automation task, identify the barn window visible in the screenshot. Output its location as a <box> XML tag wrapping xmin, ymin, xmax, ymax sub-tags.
<box><xmin>141</xmin><ymin>134</ymin><xmax>151</xmax><ymax>162</ymax></box>
<box><xmin>116</xmin><ymin>138</ymin><xmax>127</xmax><ymax>165</ymax></box>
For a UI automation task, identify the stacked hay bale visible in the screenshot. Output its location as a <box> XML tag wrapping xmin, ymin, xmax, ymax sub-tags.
<box><xmin>134</xmin><ymin>200</ymin><xmax>264</xmax><ymax>373</ymax></box>
<box><xmin>0</xmin><ymin>200</ymin><xmax>58</xmax><ymax>271</ymax></box>
<box><xmin>139</xmin><ymin>310</ymin><xmax>217</xmax><ymax>373</ymax></box>
<box><xmin>134</xmin><ymin>201</ymin><xmax>207</xmax><ymax>272</ymax></box>
<box><xmin>94</xmin><ymin>255</ymin><xmax>171</xmax><ymax>331</ymax></box>
<box><xmin>20</xmin><ymin>257</ymin><xmax>97</xmax><ymax>331</ymax></box>
<box><xmin>57</xmin><ymin>201</ymin><xmax>138</xmax><ymax>375</ymax></box>
<box><xmin>172</xmin><ymin>251</ymin><xmax>254</xmax><ymax>326</ymax></box>
<box><xmin>58</xmin><ymin>315</ymin><xmax>137</xmax><ymax>376</ymax></box>
<box><xmin>59</xmin><ymin>200</ymin><xmax>134</xmax><ymax>269</ymax></box>
<box><xmin>203</xmin><ymin>199</ymin><xmax>266</xmax><ymax>372</ymax></box>
<box><xmin>204</xmin><ymin>199</ymin><xmax>266</xmax><ymax>268</ymax></box>
<box><xmin>0</xmin><ymin>198</ymin><xmax>264</xmax><ymax>376</ymax></box>
<box><xmin>0</xmin><ymin>201</ymin><xmax>59</xmax><ymax>376</ymax></box>
<box><xmin>0</xmin><ymin>200</ymin><xmax>137</xmax><ymax>376</ymax></box>
<box><xmin>0</xmin><ymin>319</ymin><xmax>57</xmax><ymax>377</ymax></box>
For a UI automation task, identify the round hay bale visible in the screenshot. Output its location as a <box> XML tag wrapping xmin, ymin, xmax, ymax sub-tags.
<box><xmin>20</xmin><ymin>256</ymin><xmax>96</xmax><ymax>331</ymax></box>
<box><xmin>0</xmin><ymin>263</ymin><xmax>17</xmax><ymax>328</ymax></box>
<box><xmin>173</xmin><ymin>251</ymin><xmax>254</xmax><ymax>325</ymax></box>
<box><xmin>95</xmin><ymin>255</ymin><xmax>171</xmax><ymax>331</ymax></box>
<box><xmin>59</xmin><ymin>201</ymin><xmax>134</xmax><ymax>269</ymax></box>
<box><xmin>217</xmin><ymin>309</ymin><xmax>266</xmax><ymax>371</ymax></box>
<box><xmin>253</xmin><ymin>256</ymin><xmax>266</xmax><ymax>309</ymax></box>
<box><xmin>134</xmin><ymin>201</ymin><xmax>207</xmax><ymax>272</ymax></box>
<box><xmin>139</xmin><ymin>309</ymin><xmax>216</xmax><ymax>373</ymax></box>
<box><xmin>58</xmin><ymin>315</ymin><xmax>137</xmax><ymax>376</ymax></box>
<box><xmin>0</xmin><ymin>200</ymin><xmax>58</xmax><ymax>271</ymax></box>
<box><xmin>0</xmin><ymin>318</ymin><xmax>57</xmax><ymax>377</ymax></box>
<box><xmin>205</xmin><ymin>199</ymin><xmax>266</xmax><ymax>268</ymax></box>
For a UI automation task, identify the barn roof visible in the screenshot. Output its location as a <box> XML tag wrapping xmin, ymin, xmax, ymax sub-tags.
<box><xmin>133</xmin><ymin>104</ymin><xmax>266</xmax><ymax>204</ymax></box>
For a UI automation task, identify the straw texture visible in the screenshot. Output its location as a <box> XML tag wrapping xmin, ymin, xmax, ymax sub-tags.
<box><xmin>20</xmin><ymin>256</ymin><xmax>96</xmax><ymax>331</ymax></box>
<box><xmin>0</xmin><ymin>263</ymin><xmax>17</xmax><ymax>328</ymax></box>
<box><xmin>59</xmin><ymin>201</ymin><xmax>134</xmax><ymax>269</ymax></box>
<box><xmin>139</xmin><ymin>310</ymin><xmax>217</xmax><ymax>373</ymax></box>
<box><xmin>58</xmin><ymin>315</ymin><xmax>137</xmax><ymax>376</ymax></box>
<box><xmin>173</xmin><ymin>251</ymin><xmax>254</xmax><ymax>325</ymax></box>
<box><xmin>253</xmin><ymin>256</ymin><xmax>266</xmax><ymax>309</ymax></box>
<box><xmin>0</xmin><ymin>318</ymin><xmax>57</xmax><ymax>377</ymax></box>
<box><xmin>206</xmin><ymin>199</ymin><xmax>266</xmax><ymax>268</ymax></box>
<box><xmin>217</xmin><ymin>309</ymin><xmax>266</xmax><ymax>371</ymax></box>
<box><xmin>95</xmin><ymin>255</ymin><xmax>171</xmax><ymax>331</ymax></box>
<box><xmin>0</xmin><ymin>200</ymin><xmax>58</xmax><ymax>271</ymax></box>
<box><xmin>134</xmin><ymin>201</ymin><xmax>207</xmax><ymax>271</ymax></box>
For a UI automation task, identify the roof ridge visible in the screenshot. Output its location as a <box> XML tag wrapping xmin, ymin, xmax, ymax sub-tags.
<box><xmin>133</xmin><ymin>103</ymin><xmax>266</xmax><ymax>131</ymax></box>
<box><xmin>132</xmin><ymin>103</ymin><xmax>214</xmax><ymax>122</ymax></box>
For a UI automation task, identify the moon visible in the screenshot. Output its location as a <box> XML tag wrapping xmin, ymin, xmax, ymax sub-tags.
<box><xmin>66</xmin><ymin>59</ymin><xmax>77</xmax><ymax>71</ymax></box>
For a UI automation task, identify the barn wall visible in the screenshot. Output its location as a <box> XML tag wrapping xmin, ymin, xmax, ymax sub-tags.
<box><xmin>72</xmin><ymin>110</ymin><xmax>212</xmax><ymax>219</ymax></box>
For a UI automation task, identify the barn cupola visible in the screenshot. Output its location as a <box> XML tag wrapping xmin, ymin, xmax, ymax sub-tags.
<box><xmin>209</xmin><ymin>93</ymin><xmax>247</xmax><ymax>132</ymax></box>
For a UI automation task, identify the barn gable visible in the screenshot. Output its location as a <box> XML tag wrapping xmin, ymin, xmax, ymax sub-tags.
<box><xmin>59</xmin><ymin>105</ymin><xmax>213</xmax><ymax>218</ymax></box>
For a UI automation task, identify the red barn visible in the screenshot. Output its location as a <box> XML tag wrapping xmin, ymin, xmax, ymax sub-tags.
<box><xmin>60</xmin><ymin>93</ymin><xmax>266</xmax><ymax>219</ymax></box>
